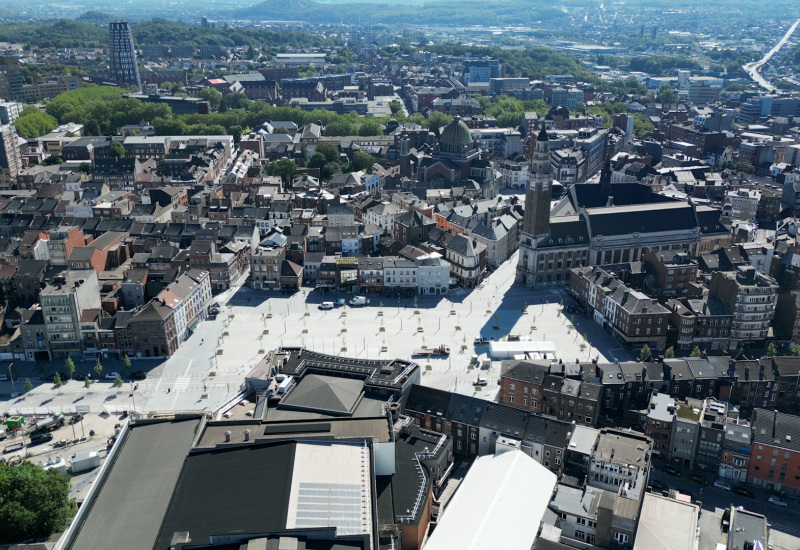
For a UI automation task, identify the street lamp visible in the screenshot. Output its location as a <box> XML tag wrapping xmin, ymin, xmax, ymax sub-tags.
<box><xmin>8</xmin><ymin>362</ymin><xmax>15</xmax><ymax>396</ymax></box>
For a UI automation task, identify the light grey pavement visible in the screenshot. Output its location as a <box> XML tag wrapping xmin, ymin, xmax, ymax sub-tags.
<box><xmin>2</xmin><ymin>252</ymin><xmax>630</xmax><ymax>415</ymax></box>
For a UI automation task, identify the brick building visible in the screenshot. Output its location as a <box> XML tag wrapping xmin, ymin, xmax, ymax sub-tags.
<box><xmin>748</xmin><ymin>409</ymin><xmax>800</xmax><ymax>495</ymax></box>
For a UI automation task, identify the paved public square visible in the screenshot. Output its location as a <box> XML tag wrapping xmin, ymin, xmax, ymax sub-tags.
<box><xmin>0</xmin><ymin>252</ymin><xmax>632</xmax><ymax>418</ymax></box>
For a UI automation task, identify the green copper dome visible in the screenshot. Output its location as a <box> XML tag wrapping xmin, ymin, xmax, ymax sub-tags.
<box><xmin>439</xmin><ymin>116</ymin><xmax>474</xmax><ymax>151</ymax></box>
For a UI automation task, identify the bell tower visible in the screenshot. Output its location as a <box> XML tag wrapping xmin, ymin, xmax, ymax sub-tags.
<box><xmin>517</xmin><ymin>122</ymin><xmax>553</xmax><ymax>288</ymax></box>
<box><xmin>522</xmin><ymin>122</ymin><xmax>553</xmax><ymax>237</ymax></box>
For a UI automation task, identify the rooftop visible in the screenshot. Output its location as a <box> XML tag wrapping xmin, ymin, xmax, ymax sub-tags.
<box><xmin>593</xmin><ymin>428</ymin><xmax>651</xmax><ymax>467</ymax></box>
<box><xmin>66</xmin><ymin>417</ymin><xmax>202</xmax><ymax>550</ymax></box>
<box><xmin>424</xmin><ymin>451</ymin><xmax>556</xmax><ymax>550</ymax></box>
<box><xmin>633</xmin><ymin>493</ymin><xmax>699</xmax><ymax>550</ymax></box>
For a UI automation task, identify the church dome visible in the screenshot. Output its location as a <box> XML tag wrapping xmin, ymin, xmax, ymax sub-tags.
<box><xmin>438</xmin><ymin>116</ymin><xmax>473</xmax><ymax>151</ymax></box>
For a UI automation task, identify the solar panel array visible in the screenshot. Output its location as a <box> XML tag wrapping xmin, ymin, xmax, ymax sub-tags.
<box><xmin>294</xmin><ymin>482</ymin><xmax>369</xmax><ymax>535</ymax></box>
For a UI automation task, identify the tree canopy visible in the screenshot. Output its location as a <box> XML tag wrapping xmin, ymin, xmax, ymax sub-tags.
<box><xmin>13</xmin><ymin>106</ymin><xmax>58</xmax><ymax>139</ymax></box>
<box><xmin>0</xmin><ymin>462</ymin><xmax>76</xmax><ymax>543</ymax></box>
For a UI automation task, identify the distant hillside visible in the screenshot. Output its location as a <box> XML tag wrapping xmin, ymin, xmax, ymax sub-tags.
<box><xmin>233</xmin><ymin>0</ymin><xmax>800</xmax><ymax>24</ymax></box>
<box><xmin>0</xmin><ymin>7</ymin><xmax>19</xmax><ymax>19</ymax></box>
<box><xmin>234</xmin><ymin>0</ymin><xmax>573</xmax><ymax>26</ymax></box>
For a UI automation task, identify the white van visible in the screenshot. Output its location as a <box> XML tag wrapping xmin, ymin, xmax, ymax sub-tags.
<box><xmin>319</xmin><ymin>302</ymin><xmax>334</xmax><ymax>310</ymax></box>
<box><xmin>474</xmin><ymin>377</ymin><xmax>488</xmax><ymax>386</ymax></box>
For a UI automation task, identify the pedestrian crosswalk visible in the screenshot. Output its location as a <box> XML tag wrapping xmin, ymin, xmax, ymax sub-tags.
<box><xmin>173</xmin><ymin>377</ymin><xmax>191</xmax><ymax>391</ymax></box>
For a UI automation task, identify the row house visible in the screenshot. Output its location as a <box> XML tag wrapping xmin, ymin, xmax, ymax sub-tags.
<box><xmin>403</xmin><ymin>384</ymin><xmax>573</xmax><ymax>475</ymax></box>
<box><xmin>40</xmin><ymin>270</ymin><xmax>102</xmax><ymax>360</ymax></box>
<box><xmin>128</xmin><ymin>299</ymin><xmax>179</xmax><ymax>358</ymax></box>
<box><xmin>499</xmin><ymin>361</ymin><xmax>601</xmax><ymax>426</ymax></box>
<box><xmin>666</xmin><ymin>297</ymin><xmax>733</xmax><ymax>353</ymax></box>
<box><xmin>571</xmin><ymin>265</ymin><xmax>670</xmax><ymax>351</ymax></box>
<box><xmin>427</xmin><ymin>229</ymin><xmax>486</xmax><ymax>288</ymax></box>
<box><xmin>156</xmin><ymin>269</ymin><xmax>212</xmax><ymax>341</ymax></box>
<box><xmin>748</xmin><ymin>408</ymin><xmax>800</xmax><ymax>495</ymax></box>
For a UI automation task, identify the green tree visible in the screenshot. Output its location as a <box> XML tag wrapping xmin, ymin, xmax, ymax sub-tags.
<box><xmin>200</xmin><ymin>87</ymin><xmax>223</xmax><ymax>110</ymax></box>
<box><xmin>109</xmin><ymin>141</ymin><xmax>125</xmax><ymax>158</ymax></box>
<box><xmin>264</xmin><ymin>158</ymin><xmax>298</xmax><ymax>184</ymax></box>
<box><xmin>324</xmin><ymin>120</ymin><xmax>356</xmax><ymax>136</ymax></box>
<box><xmin>690</xmin><ymin>345</ymin><xmax>702</xmax><ymax>358</ymax></box>
<box><xmin>13</xmin><ymin>108</ymin><xmax>58</xmax><ymax>138</ymax></box>
<box><xmin>767</xmin><ymin>342</ymin><xmax>777</xmax><ymax>357</ymax></box>
<box><xmin>350</xmin><ymin>150</ymin><xmax>377</xmax><ymax>172</ymax></box>
<box><xmin>84</xmin><ymin>376</ymin><xmax>91</xmax><ymax>389</ymax></box>
<box><xmin>426</xmin><ymin>110</ymin><xmax>452</xmax><ymax>130</ymax></box>
<box><xmin>122</xmin><ymin>354</ymin><xmax>131</xmax><ymax>377</ymax></box>
<box><xmin>633</xmin><ymin>113</ymin><xmax>654</xmax><ymax>138</ymax></box>
<box><xmin>229</xmin><ymin>125</ymin><xmax>243</xmax><ymax>144</ymax></box>
<box><xmin>315</xmin><ymin>142</ymin><xmax>340</xmax><ymax>164</ymax></box>
<box><xmin>43</xmin><ymin>156</ymin><xmax>63</xmax><ymax>165</ymax></box>
<box><xmin>664</xmin><ymin>346</ymin><xmax>675</xmax><ymax>359</ymax></box>
<box><xmin>78</xmin><ymin>162</ymin><xmax>92</xmax><ymax>175</ymax></box>
<box><xmin>639</xmin><ymin>344</ymin><xmax>651</xmax><ymax>362</ymax></box>
<box><xmin>389</xmin><ymin>101</ymin><xmax>404</xmax><ymax>116</ymax></box>
<box><xmin>321</xmin><ymin>162</ymin><xmax>341</xmax><ymax>179</ymax></box>
<box><xmin>64</xmin><ymin>356</ymin><xmax>75</xmax><ymax>380</ymax></box>
<box><xmin>358</xmin><ymin>120</ymin><xmax>383</xmax><ymax>136</ymax></box>
<box><xmin>93</xmin><ymin>357</ymin><xmax>103</xmax><ymax>377</ymax></box>
<box><xmin>113</xmin><ymin>375</ymin><xmax>123</xmax><ymax>388</ymax></box>
<box><xmin>792</xmin><ymin>344</ymin><xmax>800</xmax><ymax>356</ymax></box>
<box><xmin>657</xmin><ymin>84</ymin><xmax>676</xmax><ymax>105</ymax></box>
<box><xmin>0</xmin><ymin>462</ymin><xmax>76</xmax><ymax>543</ymax></box>
<box><xmin>53</xmin><ymin>372</ymin><xmax>62</xmax><ymax>390</ymax></box>
<box><xmin>24</xmin><ymin>378</ymin><xmax>33</xmax><ymax>392</ymax></box>
<box><xmin>308</xmin><ymin>152</ymin><xmax>327</xmax><ymax>170</ymax></box>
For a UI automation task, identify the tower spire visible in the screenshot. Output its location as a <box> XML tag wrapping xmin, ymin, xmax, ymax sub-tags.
<box><xmin>600</xmin><ymin>134</ymin><xmax>613</xmax><ymax>197</ymax></box>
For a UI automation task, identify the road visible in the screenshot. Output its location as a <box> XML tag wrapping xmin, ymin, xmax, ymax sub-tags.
<box><xmin>649</xmin><ymin>461</ymin><xmax>800</xmax><ymax>539</ymax></box>
<box><xmin>744</xmin><ymin>19</ymin><xmax>800</xmax><ymax>92</ymax></box>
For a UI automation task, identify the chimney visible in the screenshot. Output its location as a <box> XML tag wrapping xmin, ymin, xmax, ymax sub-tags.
<box><xmin>773</xmin><ymin>410</ymin><xmax>778</xmax><ymax>439</ymax></box>
<box><xmin>224</xmin><ymin>430</ymin><xmax>231</xmax><ymax>442</ymax></box>
<box><xmin>606</xmin><ymin>195</ymin><xmax>614</xmax><ymax>207</ymax></box>
<box><xmin>244</xmin><ymin>429</ymin><xmax>251</xmax><ymax>442</ymax></box>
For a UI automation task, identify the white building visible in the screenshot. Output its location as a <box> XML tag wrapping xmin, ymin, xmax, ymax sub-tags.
<box><xmin>364</xmin><ymin>201</ymin><xmax>404</xmax><ymax>232</ymax></box>
<box><xmin>424</xmin><ymin>451</ymin><xmax>557</xmax><ymax>550</ymax></box>
<box><xmin>722</xmin><ymin>188</ymin><xmax>760</xmax><ymax>222</ymax></box>
<box><xmin>416</xmin><ymin>254</ymin><xmax>450</xmax><ymax>295</ymax></box>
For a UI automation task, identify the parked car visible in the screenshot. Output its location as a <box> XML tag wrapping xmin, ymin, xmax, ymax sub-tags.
<box><xmin>105</xmin><ymin>372</ymin><xmax>120</xmax><ymax>380</ymax></box>
<box><xmin>318</xmin><ymin>302</ymin><xmax>334</xmax><ymax>310</ymax></box>
<box><xmin>507</xmin><ymin>334</ymin><xmax>521</xmax><ymax>341</ymax></box>
<box><xmin>648</xmin><ymin>479</ymin><xmax>669</xmax><ymax>492</ymax></box>
<box><xmin>474</xmin><ymin>377</ymin><xmax>488</xmax><ymax>386</ymax></box>
<box><xmin>130</xmin><ymin>371</ymin><xmax>147</xmax><ymax>380</ymax></box>
<box><xmin>29</xmin><ymin>432</ymin><xmax>53</xmax><ymax>446</ymax></box>
<box><xmin>690</xmin><ymin>474</ymin><xmax>708</xmax><ymax>485</ymax></box>
<box><xmin>663</xmin><ymin>465</ymin><xmax>681</xmax><ymax>476</ymax></box>
<box><xmin>474</xmin><ymin>337</ymin><xmax>490</xmax><ymax>345</ymax></box>
<box><xmin>733</xmin><ymin>486</ymin><xmax>755</xmax><ymax>498</ymax></box>
<box><xmin>768</xmin><ymin>496</ymin><xmax>788</xmax><ymax>507</ymax></box>
<box><xmin>713</xmin><ymin>480</ymin><xmax>732</xmax><ymax>491</ymax></box>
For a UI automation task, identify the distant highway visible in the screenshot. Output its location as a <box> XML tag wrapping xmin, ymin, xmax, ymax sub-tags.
<box><xmin>744</xmin><ymin>19</ymin><xmax>800</xmax><ymax>92</ymax></box>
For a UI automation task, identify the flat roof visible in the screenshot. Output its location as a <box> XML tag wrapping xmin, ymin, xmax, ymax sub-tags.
<box><xmin>196</xmin><ymin>417</ymin><xmax>392</xmax><ymax>448</ymax></box>
<box><xmin>568</xmin><ymin>425</ymin><xmax>600</xmax><ymax>455</ymax></box>
<box><xmin>634</xmin><ymin>493</ymin><xmax>699</xmax><ymax>550</ymax></box>
<box><xmin>424</xmin><ymin>451</ymin><xmax>556</xmax><ymax>550</ymax></box>
<box><xmin>66</xmin><ymin>417</ymin><xmax>201</xmax><ymax>550</ymax></box>
<box><xmin>155</xmin><ymin>441</ymin><xmax>297</xmax><ymax>549</ymax></box>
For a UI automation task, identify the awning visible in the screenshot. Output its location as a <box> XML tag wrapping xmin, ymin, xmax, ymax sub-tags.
<box><xmin>188</xmin><ymin>320</ymin><xmax>200</xmax><ymax>332</ymax></box>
